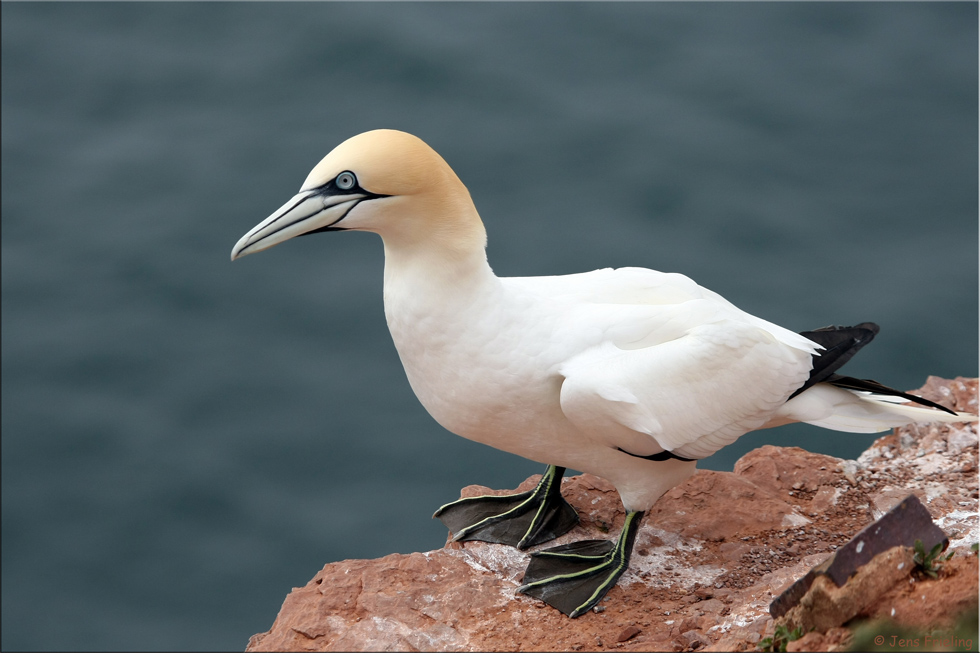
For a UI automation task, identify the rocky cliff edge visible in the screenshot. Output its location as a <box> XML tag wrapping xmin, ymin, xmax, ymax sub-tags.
<box><xmin>247</xmin><ymin>377</ymin><xmax>978</xmax><ymax>652</ymax></box>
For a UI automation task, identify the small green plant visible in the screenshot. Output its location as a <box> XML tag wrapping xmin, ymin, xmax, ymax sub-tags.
<box><xmin>912</xmin><ymin>539</ymin><xmax>953</xmax><ymax>579</ymax></box>
<box><xmin>758</xmin><ymin>624</ymin><xmax>803</xmax><ymax>652</ymax></box>
<box><xmin>971</xmin><ymin>542</ymin><xmax>978</xmax><ymax>555</ymax></box>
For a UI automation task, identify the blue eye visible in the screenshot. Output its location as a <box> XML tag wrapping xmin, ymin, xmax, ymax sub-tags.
<box><xmin>336</xmin><ymin>171</ymin><xmax>356</xmax><ymax>190</ymax></box>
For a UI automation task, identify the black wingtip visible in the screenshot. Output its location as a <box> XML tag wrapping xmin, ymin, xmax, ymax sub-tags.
<box><xmin>806</xmin><ymin>322</ymin><xmax>880</xmax><ymax>337</ymax></box>
<box><xmin>790</xmin><ymin>323</ymin><xmax>880</xmax><ymax>399</ymax></box>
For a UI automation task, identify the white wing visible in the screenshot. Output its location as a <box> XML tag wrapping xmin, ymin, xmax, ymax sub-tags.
<box><xmin>545</xmin><ymin>269</ymin><xmax>815</xmax><ymax>459</ymax></box>
<box><xmin>508</xmin><ymin>266</ymin><xmax>819</xmax><ymax>353</ymax></box>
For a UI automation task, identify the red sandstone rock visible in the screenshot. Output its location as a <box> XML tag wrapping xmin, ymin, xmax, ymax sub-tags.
<box><xmin>648</xmin><ymin>466</ymin><xmax>815</xmax><ymax>541</ymax></box>
<box><xmin>733</xmin><ymin>446</ymin><xmax>842</xmax><ymax>495</ymax></box>
<box><xmin>246</xmin><ymin>378</ymin><xmax>978</xmax><ymax>653</ymax></box>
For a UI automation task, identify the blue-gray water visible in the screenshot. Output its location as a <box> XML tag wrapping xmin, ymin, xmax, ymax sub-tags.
<box><xmin>2</xmin><ymin>3</ymin><xmax>977</xmax><ymax>651</ymax></box>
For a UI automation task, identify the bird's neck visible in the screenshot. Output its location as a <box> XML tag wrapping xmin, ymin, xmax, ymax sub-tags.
<box><xmin>380</xmin><ymin>191</ymin><xmax>497</xmax><ymax>306</ymax></box>
<box><xmin>380</xmin><ymin>230</ymin><xmax>500</xmax><ymax>383</ymax></box>
<box><xmin>382</xmin><ymin>235</ymin><xmax>497</xmax><ymax>307</ymax></box>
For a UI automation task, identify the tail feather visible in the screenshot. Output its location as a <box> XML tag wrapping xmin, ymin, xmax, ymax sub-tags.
<box><xmin>780</xmin><ymin>382</ymin><xmax>977</xmax><ymax>434</ymax></box>
<box><xmin>785</xmin><ymin>322</ymin><xmax>969</xmax><ymax>432</ymax></box>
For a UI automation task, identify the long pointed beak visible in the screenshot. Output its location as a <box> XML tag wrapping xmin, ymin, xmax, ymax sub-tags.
<box><xmin>231</xmin><ymin>190</ymin><xmax>367</xmax><ymax>261</ymax></box>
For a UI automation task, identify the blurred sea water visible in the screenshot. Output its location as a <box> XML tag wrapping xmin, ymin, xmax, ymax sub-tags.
<box><xmin>2</xmin><ymin>3</ymin><xmax>976</xmax><ymax>650</ymax></box>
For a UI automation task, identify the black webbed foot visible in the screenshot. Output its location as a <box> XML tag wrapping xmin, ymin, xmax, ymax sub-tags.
<box><xmin>433</xmin><ymin>465</ymin><xmax>579</xmax><ymax>549</ymax></box>
<box><xmin>517</xmin><ymin>510</ymin><xmax>644</xmax><ymax>617</ymax></box>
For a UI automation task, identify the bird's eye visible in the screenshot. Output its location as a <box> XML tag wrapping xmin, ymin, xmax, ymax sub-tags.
<box><xmin>335</xmin><ymin>171</ymin><xmax>356</xmax><ymax>190</ymax></box>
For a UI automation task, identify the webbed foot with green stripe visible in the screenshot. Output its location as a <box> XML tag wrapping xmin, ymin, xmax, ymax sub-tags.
<box><xmin>433</xmin><ymin>465</ymin><xmax>578</xmax><ymax>549</ymax></box>
<box><xmin>517</xmin><ymin>510</ymin><xmax>644</xmax><ymax>618</ymax></box>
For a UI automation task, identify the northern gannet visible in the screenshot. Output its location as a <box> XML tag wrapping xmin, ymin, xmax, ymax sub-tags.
<box><xmin>232</xmin><ymin>129</ymin><xmax>976</xmax><ymax>618</ymax></box>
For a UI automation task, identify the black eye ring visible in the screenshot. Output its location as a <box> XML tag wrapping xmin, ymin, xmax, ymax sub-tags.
<box><xmin>335</xmin><ymin>171</ymin><xmax>356</xmax><ymax>191</ymax></box>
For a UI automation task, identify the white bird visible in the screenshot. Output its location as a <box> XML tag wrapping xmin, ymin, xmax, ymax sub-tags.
<box><xmin>232</xmin><ymin>129</ymin><xmax>975</xmax><ymax>617</ymax></box>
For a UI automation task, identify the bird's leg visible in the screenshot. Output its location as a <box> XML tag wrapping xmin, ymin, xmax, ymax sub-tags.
<box><xmin>517</xmin><ymin>509</ymin><xmax>644</xmax><ymax>618</ymax></box>
<box><xmin>433</xmin><ymin>464</ymin><xmax>579</xmax><ymax>549</ymax></box>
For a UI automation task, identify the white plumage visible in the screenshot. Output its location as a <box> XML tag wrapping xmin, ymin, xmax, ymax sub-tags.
<box><xmin>232</xmin><ymin>129</ymin><xmax>975</xmax><ymax>617</ymax></box>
